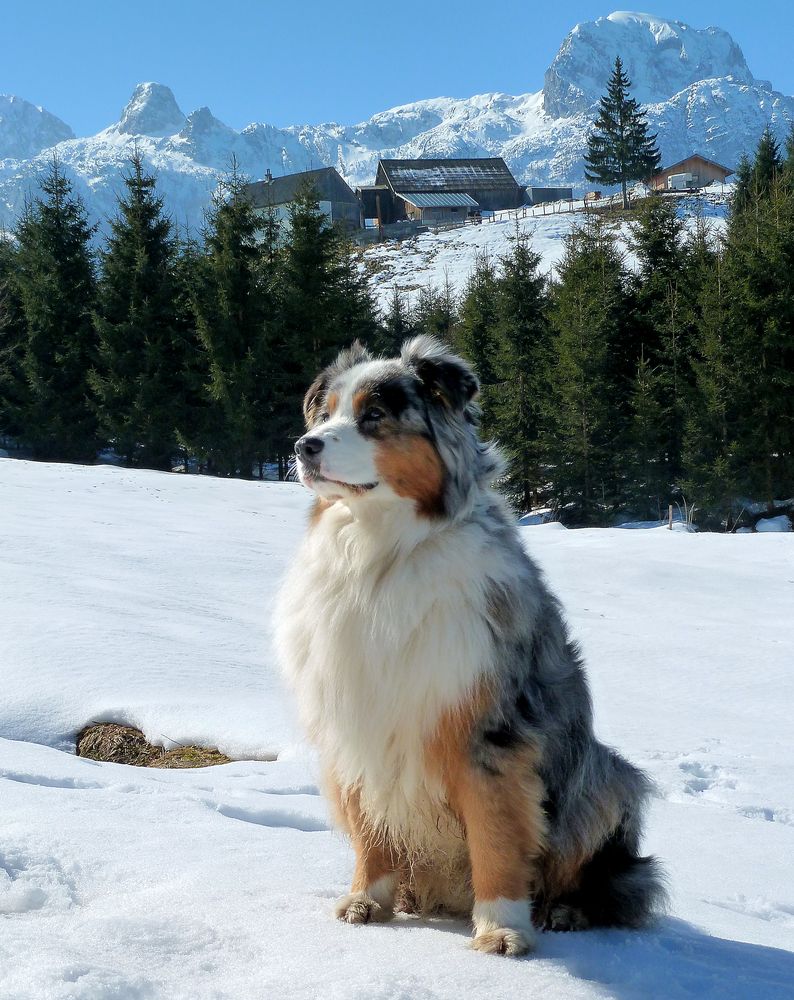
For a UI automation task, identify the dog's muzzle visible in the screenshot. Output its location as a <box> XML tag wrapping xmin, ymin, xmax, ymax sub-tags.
<box><xmin>294</xmin><ymin>435</ymin><xmax>324</xmax><ymax>465</ymax></box>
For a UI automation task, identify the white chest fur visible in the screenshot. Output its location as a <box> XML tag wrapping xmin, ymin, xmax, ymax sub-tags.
<box><xmin>275</xmin><ymin>500</ymin><xmax>506</xmax><ymax>841</ymax></box>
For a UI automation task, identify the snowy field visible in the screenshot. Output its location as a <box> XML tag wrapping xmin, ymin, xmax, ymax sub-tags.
<box><xmin>364</xmin><ymin>199</ymin><xmax>728</xmax><ymax>313</ymax></box>
<box><xmin>1</xmin><ymin>458</ymin><xmax>793</xmax><ymax>1000</ymax></box>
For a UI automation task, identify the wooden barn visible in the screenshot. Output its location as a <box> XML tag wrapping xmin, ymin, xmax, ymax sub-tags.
<box><xmin>361</xmin><ymin>157</ymin><xmax>524</xmax><ymax>224</ymax></box>
<box><xmin>649</xmin><ymin>155</ymin><xmax>733</xmax><ymax>192</ymax></box>
<box><xmin>244</xmin><ymin>166</ymin><xmax>360</xmax><ymax>232</ymax></box>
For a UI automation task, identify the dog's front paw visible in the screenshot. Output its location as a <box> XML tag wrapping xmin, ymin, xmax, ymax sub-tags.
<box><xmin>334</xmin><ymin>891</ymin><xmax>394</xmax><ymax>924</ymax></box>
<box><xmin>472</xmin><ymin>927</ymin><xmax>537</xmax><ymax>957</ymax></box>
<box><xmin>472</xmin><ymin>899</ymin><xmax>537</xmax><ymax>957</ymax></box>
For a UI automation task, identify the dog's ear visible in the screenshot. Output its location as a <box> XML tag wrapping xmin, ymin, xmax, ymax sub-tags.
<box><xmin>303</xmin><ymin>341</ymin><xmax>372</xmax><ymax>427</ymax></box>
<box><xmin>303</xmin><ymin>372</ymin><xmax>329</xmax><ymax>427</ymax></box>
<box><xmin>331</xmin><ymin>340</ymin><xmax>371</xmax><ymax>374</ymax></box>
<box><xmin>401</xmin><ymin>335</ymin><xmax>479</xmax><ymax>411</ymax></box>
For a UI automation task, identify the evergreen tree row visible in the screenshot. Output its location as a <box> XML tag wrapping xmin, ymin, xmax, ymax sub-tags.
<box><xmin>0</xmin><ymin>155</ymin><xmax>376</xmax><ymax>479</ymax></box>
<box><xmin>1</xmin><ymin>132</ymin><xmax>792</xmax><ymax>529</ymax></box>
<box><xmin>379</xmin><ymin>127</ymin><xmax>794</xmax><ymax>529</ymax></box>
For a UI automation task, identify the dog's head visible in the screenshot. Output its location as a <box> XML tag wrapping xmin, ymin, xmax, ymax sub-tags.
<box><xmin>294</xmin><ymin>336</ymin><xmax>496</xmax><ymax>517</ymax></box>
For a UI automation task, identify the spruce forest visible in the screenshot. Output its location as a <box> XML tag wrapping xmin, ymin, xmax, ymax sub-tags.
<box><xmin>1</xmin><ymin>131</ymin><xmax>792</xmax><ymax>531</ymax></box>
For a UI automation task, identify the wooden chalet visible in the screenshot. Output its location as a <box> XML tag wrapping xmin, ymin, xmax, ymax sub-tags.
<box><xmin>360</xmin><ymin>157</ymin><xmax>524</xmax><ymax>224</ymax></box>
<box><xmin>650</xmin><ymin>155</ymin><xmax>733</xmax><ymax>192</ymax></box>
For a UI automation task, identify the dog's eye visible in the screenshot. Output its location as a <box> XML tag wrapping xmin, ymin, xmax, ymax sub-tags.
<box><xmin>362</xmin><ymin>406</ymin><xmax>385</xmax><ymax>422</ymax></box>
<box><xmin>318</xmin><ymin>410</ymin><xmax>330</xmax><ymax>423</ymax></box>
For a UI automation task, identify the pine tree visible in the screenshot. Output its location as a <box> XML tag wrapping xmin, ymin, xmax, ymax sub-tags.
<box><xmin>91</xmin><ymin>154</ymin><xmax>187</xmax><ymax>469</ymax></box>
<box><xmin>329</xmin><ymin>236</ymin><xmax>380</xmax><ymax>350</ymax></box>
<box><xmin>0</xmin><ymin>236</ymin><xmax>27</xmax><ymax>442</ymax></box>
<box><xmin>275</xmin><ymin>179</ymin><xmax>380</xmax><ymax>472</ymax></box>
<box><xmin>15</xmin><ymin>159</ymin><xmax>98</xmax><ymax>461</ymax></box>
<box><xmin>171</xmin><ymin>234</ymin><xmax>210</xmax><ymax>472</ymax></box>
<box><xmin>752</xmin><ymin>126</ymin><xmax>782</xmax><ymax>200</ymax></box>
<box><xmin>681</xmin><ymin>220</ymin><xmax>737</xmax><ymax>526</ymax></box>
<box><xmin>455</xmin><ymin>253</ymin><xmax>501</xmax><ymax>435</ymax></box>
<box><xmin>628</xmin><ymin>194</ymin><xmax>691</xmax><ymax>493</ymax></box>
<box><xmin>492</xmin><ymin>229</ymin><xmax>551</xmax><ymax>513</ymax></box>
<box><xmin>274</xmin><ymin>183</ymin><xmax>345</xmax><ymax>468</ymax></box>
<box><xmin>377</xmin><ymin>286</ymin><xmax>415</xmax><ymax>355</ymax></box>
<box><xmin>545</xmin><ymin>218</ymin><xmax>629</xmax><ymax>524</ymax></box>
<box><xmin>731</xmin><ymin>153</ymin><xmax>754</xmax><ymax>215</ymax></box>
<box><xmin>734</xmin><ymin>128</ymin><xmax>784</xmax><ymax>214</ymax></box>
<box><xmin>190</xmin><ymin>162</ymin><xmax>276</xmax><ymax>478</ymax></box>
<box><xmin>721</xmin><ymin>181</ymin><xmax>794</xmax><ymax>507</ymax></box>
<box><xmin>625</xmin><ymin>348</ymin><xmax>668</xmax><ymax>518</ymax></box>
<box><xmin>584</xmin><ymin>56</ymin><xmax>661</xmax><ymax>209</ymax></box>
<box><xmin>413</xmin><ymin>274</ymin><xmax>457</xmax><ymax>343</ymax></box>
<box><xmin>280</xmin><ymin>179</ymin><xmax>345</xmax><ymax>374</ymax></box>
<box><xmin>784</xmin><ymin>124</ymin><xmax>794</xmax><ymax>191</ymax></box>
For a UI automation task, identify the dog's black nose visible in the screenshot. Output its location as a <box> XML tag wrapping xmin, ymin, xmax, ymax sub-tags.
<box><xmin>295</xmin><ymin>435</ymin><xmax>324</xmax><ymax>460</ymax></box>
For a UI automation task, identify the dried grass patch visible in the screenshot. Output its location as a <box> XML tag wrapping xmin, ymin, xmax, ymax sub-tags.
<box><xmin>76</xmin><ymin>723</ymin><xmax>232</xmax><ymax>769</ymax></box>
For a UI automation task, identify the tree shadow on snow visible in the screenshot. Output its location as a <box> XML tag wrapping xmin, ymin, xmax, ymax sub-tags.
<box><xmin>537</xmin><ymin>916</ymin><xmax>794</xmax><ymax>1000</ymax></box>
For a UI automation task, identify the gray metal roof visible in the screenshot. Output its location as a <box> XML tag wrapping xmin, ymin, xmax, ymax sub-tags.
<box><xmin>398</xmin><ymin>191</ymin><xmax>479</xmax><ymax>209</ymax></box>
<box><xmin>377</xmin><ymin>158</ymin><xmax>521</xmax><ymax>194</ymax></box>
<box><xmin>244</xmin><ymin>166</ymin><xmax>359</xmax><ymax>208</ymax></box>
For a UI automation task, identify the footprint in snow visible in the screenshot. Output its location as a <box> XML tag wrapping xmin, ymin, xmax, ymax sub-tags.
<box><xmin>256</xmin><ymin>784</ymin><xmax>320</xmax><ymax>796</ymax></box>
<box><xmin>678</xmin><ymin>760</ymin><xmax>737</xmax><ymax>796</ymax></box>
<box><xmin>213</xmin><ymin>802</ymin><xmax>329</xmax><ymax>833</ymax></box>
<box><xmin>0</xmin><ymin>771</ymin><xmax>104</xmax><ymax>791</ymax></box>
<box><xmin>708</xmin><ymin>894</ymin><xmax>794</xmax><ymax>925</ymax></box>
<box><xmin>736</xmin><ymin>806</ymin><xmax>793</xmax><ymax>826</ymax></box>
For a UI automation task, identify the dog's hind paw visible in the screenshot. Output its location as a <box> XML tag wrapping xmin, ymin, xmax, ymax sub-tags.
<box><xmin>472</xmin><ymin>927</ymin><xmax>536</xmax><ymax>957</ymax></box>
<box><xmin>547</xmin><ymin>904</ymin><xmax>590</xmax><ymax>932</ymax></box>
<box><xmin>334</xmin><ymin>890</ymin><xmax>394</xmax><ymax>924</ymax></box>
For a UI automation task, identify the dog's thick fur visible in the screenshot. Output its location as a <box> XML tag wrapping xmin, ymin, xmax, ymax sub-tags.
<box><xmin>276</xmin><ymin>336</ymin><xmax>665</xmax><ymax>956</ymax></box>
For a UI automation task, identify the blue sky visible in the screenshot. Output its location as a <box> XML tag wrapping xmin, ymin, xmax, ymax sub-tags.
<box><xmin>4</xmin><ymin>1</ymin><xmax>794</xmax><ymax>135</ymax></box>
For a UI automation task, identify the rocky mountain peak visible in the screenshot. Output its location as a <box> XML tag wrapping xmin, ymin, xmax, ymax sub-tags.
<box><xmin>543</xmin><ymin>11</ymin><xmax>754</xmax><ymax>117</ymax></box>
<box><xmin>0</xmin><ymin>94</ymin><xmax>74</xmax><ymax>160</ymax></box>
<box><xmin>114</xmin><ymin>82</ymin><xmax>186</xmax><ymax>137</ymax></box>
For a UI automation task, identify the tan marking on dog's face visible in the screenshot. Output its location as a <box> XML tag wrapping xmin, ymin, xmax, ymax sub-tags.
<box><xmin>425</xmin><ymin>683</ymin><xmax>547</xmax><ymax>902</ymax></box>
<box><xmin>326</xmin><ymin>392</ymin><xmax>339</xmax><ymax>418</ymax></box>
<box><xmin>351</xmin><ymin>386</ymin><xmax>405</xmax><ymax>436</ymax></box>
<box><xmin>351</xmin><ymin>389</ymin><xmax>370</xmax><ymax>420</ymax></box>
<box><xmin>374</xmin><ymin>434</ymin><xmax>445</xmax><ymax>517</ymax></box>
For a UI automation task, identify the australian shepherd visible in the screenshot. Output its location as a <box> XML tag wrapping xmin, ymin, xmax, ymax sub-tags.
<box><xmin>276</xmin><ymin>336</ymin><xmax>665</xmax><ymax>957</ymax></box>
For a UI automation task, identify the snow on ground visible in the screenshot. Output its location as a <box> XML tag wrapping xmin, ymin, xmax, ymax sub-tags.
<box><xmin>1</xmin><ymin>458</ymin><xmax>793</xmax><ymax>1000</ymax></box>
<box><xmin>364</xmin><ymin>199</ymin><xmax>729</xmax><ymax>314</ymax></box>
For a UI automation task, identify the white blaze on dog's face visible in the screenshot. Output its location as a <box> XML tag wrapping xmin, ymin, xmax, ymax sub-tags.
<box><xmin>294</xmin><ymin>343</ymin><xmax>476</xmax><ymax>517</ymax></box>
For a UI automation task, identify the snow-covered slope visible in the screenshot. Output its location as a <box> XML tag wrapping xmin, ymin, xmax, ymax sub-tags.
<box><xmin>0</xmin><ymin>12</ymin><xmax>792</xmax><ymax>234</ymax></box>
<box><xmin>363</xmin><ymin>195</ymin><xmax>729</xmax><ymax>312</ymax></box>
<box><xmin>1</xmin><ymin>457</ymin><xmax>793</xmax><ymax>999</ymax></box>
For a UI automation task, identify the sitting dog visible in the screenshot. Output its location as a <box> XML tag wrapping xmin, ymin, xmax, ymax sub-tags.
<box><xmin>276</xmin><ymin>336</ymin><xmax>665</xmax><ymax>956</ymax></box>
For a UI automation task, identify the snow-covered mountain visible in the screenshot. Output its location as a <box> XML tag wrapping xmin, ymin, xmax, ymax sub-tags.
<box><xmin>543</xmin><ymin>11</ymin><xmax>755</xmax><ymax>116</ymax></box>
<box><xmin>0</xmin><ymin>95</ymin><xmax>74</xmax><ymax>160</ymax></box>
<box><xmin>1</xmin><ymin>11</ymin><xmax>792</xmax><ymax>234</ymax></box>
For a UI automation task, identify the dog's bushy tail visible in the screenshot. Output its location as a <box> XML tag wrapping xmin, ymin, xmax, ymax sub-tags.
<box><xmin>572</xmin><ymin>829</ymin><xmax>668</xmax><ymax>927</ymax></box>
